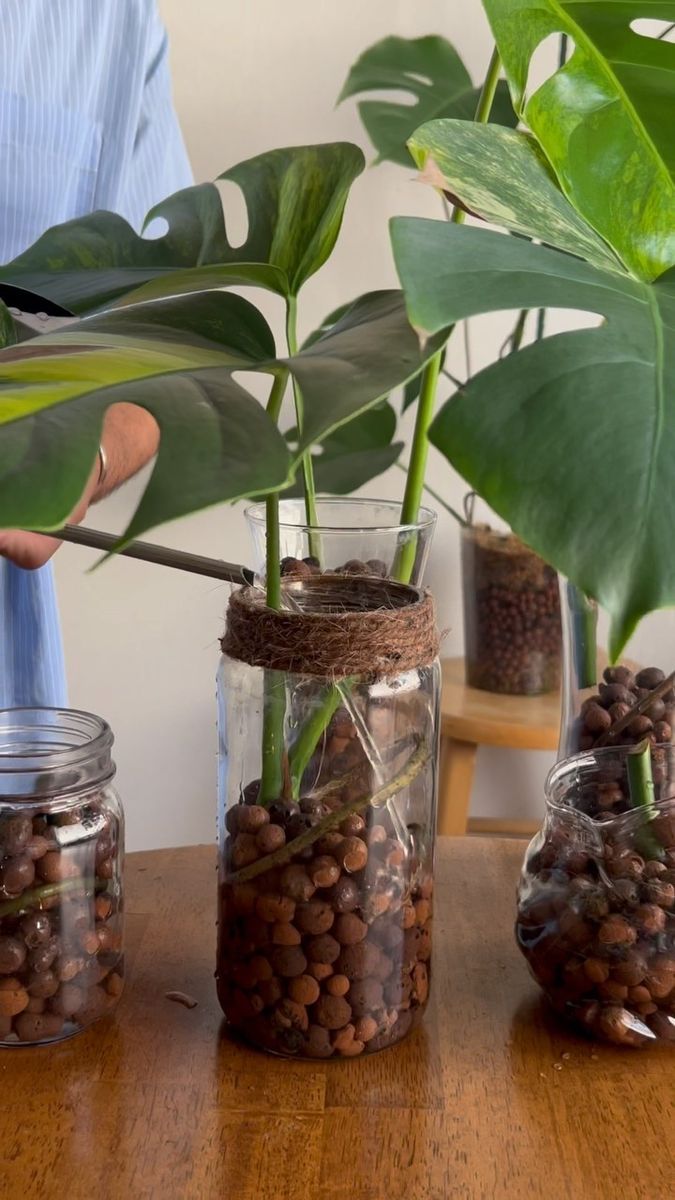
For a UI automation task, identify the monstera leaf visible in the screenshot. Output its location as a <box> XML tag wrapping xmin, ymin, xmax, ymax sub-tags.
<box><xmin>284</xmin><ymin>401</ymin><xmax>402</xmax><ymax>497</ymax></box>
<box><xmin>409</xmin><ymin>121</ymin><xmax>622</xmax><ymax>273</ymax></box>
<box><xmin>483</xmin><ymin>0</ymin><xmax>675</xmax><ymax>279</ymax></box>
<box><xmin>391</xmin><ymin>217</ymin><xmax>675</xmax><ymax>656</ymax></box>
<box><xmin>338</xmin><ymin>35</ymin><xmax>516</xmax><ymax>167</ymax></box>
<box><xmin>0</xmin><ymin>289</ymin><xmax>443</xmax><ymax>540</ymax></box>
<box><xmin>0</xmin><ymin>143</ymin><xmax>365</xmax><ymax>312</ymax></box>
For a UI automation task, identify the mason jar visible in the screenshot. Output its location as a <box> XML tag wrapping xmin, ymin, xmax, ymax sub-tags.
<box><xmin>217</xmin><ymin>574</ymin><xmax>439</xmax><ymax>1058</ymax></box>
<box><xmin>0</xmin><ymin>708</ymin><xmax>124</xmax><ymax>1045</ymax></box>
<box><xmin>516</xmin><ymin>745</ymin><xmax>675</xmax><ymax>1047</ymax></box>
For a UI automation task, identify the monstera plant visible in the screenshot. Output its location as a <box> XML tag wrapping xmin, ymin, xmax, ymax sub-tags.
<box><xmin>389</xmin><ymin>3</ymin><xmax>675</xmax><ymax>658</ymax></box>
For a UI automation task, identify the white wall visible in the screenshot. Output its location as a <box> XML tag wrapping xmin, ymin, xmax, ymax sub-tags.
<box><xmin>54</xmin><ymin>0</ymin><xmax>675</xmax><ymax>850</ymax></box>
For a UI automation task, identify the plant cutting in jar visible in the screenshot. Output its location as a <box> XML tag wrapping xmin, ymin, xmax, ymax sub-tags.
<box><xmin>0</xmin><ymin>133</ymin><xmax>455</xmax><ymax>1055</ymax></box>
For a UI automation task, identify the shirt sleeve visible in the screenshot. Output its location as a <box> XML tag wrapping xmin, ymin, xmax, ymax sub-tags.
<box><xmin>117</xmin><ymin>6</ymin><xmax>194</xmax><ymax>231</ymax></box>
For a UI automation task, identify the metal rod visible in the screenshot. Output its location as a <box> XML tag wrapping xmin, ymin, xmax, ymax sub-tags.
<box><xmin>50</xmin><ymin>523</ymin><xmax>254</xmax><ymax>585</ymax></box>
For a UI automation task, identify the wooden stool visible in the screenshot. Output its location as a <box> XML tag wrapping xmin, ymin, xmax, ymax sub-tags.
<box><xmin>438</xmin><ymin>657</ymin><xmax>560</xmax><ymax>836</ymax></box>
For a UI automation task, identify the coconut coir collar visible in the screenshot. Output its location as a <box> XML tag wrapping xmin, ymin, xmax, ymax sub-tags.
<box><xmin>222</xmin><ymin>574</ymin><xmax>439</xmax><ymax>680</ymax></box>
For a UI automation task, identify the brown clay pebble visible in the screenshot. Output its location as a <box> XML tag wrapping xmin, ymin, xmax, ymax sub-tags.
<box><xmin>255</xmin><ymin>824</ymin><xmax>286</xmax><ymax>854</ymax></box>
<box><xmin>584</xmin><ymin>957</ymin><xmax>610</xmax><ymax>984</ymax></box>
<box><xmin>237</xmin><ymin>805</ymin><xmax>270</xmax><ymax>834</ymax></box>
<box><xmin>332</xmin><ymin>1023</ymin><xmax>356</xmax><ymax>1052</ymax></box>
<box><xmin>50</xmin><ymin>983</ymin><xmax>86</xmax><ymax>1017</ymax></box>
<box><xmin>258</xmin><ymin>978</ymin><xmax>284</xmax><ymax>1008</ymax></box>
<box><xmin>334</xmin><ymin>913</ymin><xmax>368</xmax><ymax>946</ymax></box>
<box><xmin>413</xmin><ymin>962</ymin><xmax>429</xmax><ymax>1004</ymax></box>
<box><xmin>339</xmin><ymin>1038</ymin><xmax>365</xmax><ymax>1057</ymax></box>
<box><xmin>0</xmin><ymin>814</ymin><xmax>32</xmax><ymax>856</ymax></box>
<box><xmin>230</xmin><ymin>834</ymin><xmax>260</xmax><ymax>870</ymax></box>
<box><xmin>583</xmin><ymin>704</ymin><xmax>612</xmax><ymax>734</ymax></box>
<box><xmin>306</xmin><ymin>933</ymin><xmax>340</xmax><ymax>965</ymax></box>
<box><xmin>0</xmin><ymin>935</ymin><xmax>26</xmax><ymax>975</ymax></box>
<box><xmin>309</xmin><ymin>856</ymin><xmax>340</xmax><ymax>889</ymax></box>
<box><xmin>643</xmin><ymin>880</ymin><xmax>674</xmax><ymax>908</ymax></box>
<box><xmin>348</xmin><ymin>978</ymin><xmax>384</xmax><ymax>1016</ymax></box>
<box><xmin>306</xmin><ymin>1024</ymin><xmax>333</xmax><ymax>1058</ymax></box>
<box><xmin>337</xmin><ymin>942</ymin><xmax>381</xmax><ymax>981</ymax></box>
<box><xmin>0</xmin><ymin>854</ymin><xmax>36</xmax><ymax>894</ymax></box>
<box><xmin>340</xmin><ymin>814</ymin><xmax>365</xmax><ymax>838</ymax></box>
<box><xmin>20</xmin><ymin>912</ymin><xmax>51</xmax><ymax>948</ymax></box>
<box><xmin>105</xmin><ymin>972</ymin><xmax>124</xmax><ymax>997</ymax></box>
<box><xmin>27</xmin><ymin>969</ymin><xmax>59</xmax><ymax>999</ymax></box>
<box><xmin>326</xmin><ymin>974</ymin><xmax>350</xmax><ymax>997</ymax></box>
<box><xmin>308</xmin><ymin>962</ymin><xmax>334</xmax><ymax>982</ymax></box>
<box><xmin>230</xmin><ymin>883</ymin><xmax>258</xmax><ymax>915</ymax></box>
<box><xmin>354</xmin><ymin>1016</ymin><xmax>379</xmax><ymax>1043</ymax></box>
<box><xmin>314</xmin><ymin>993</ymin><xmax>352</xmax><ymax>1030</ymax></box>
<box><xmin>26</xmin><ymin>835</ymin><xmax>50</xmax><ymax>861</ymax></box>
<box><xmin>0</xmin><ymin>978</ymin><xmax>29</xmax><ymax>1017</ymax></box>
<box><xmin>635</xmin><ymin>904</ymin><xmax>666</xmax><ymax>935</ymax></box>
<box><xmin>269</xmin><ymin>946</ymin><xmax>307</xmax><ymax>978</ymax></box>
<box><xmin>13</xmin><ymin>1011</ymin><xmax>64</xmax><ymax>1043</ymax></box>
<box><xmin>611</xmin><ymin>952</ymin><xmax>647</xmax><ymax>987</ymax></box>
<box><xmin>636</xmin><ymin>667</ymin><xmax>665</xmax><ymax>690</ymax></box>
<box><xmin>288</xmin><ymin>975</ymin><xmax>321</xmax><ymax>1006</ymax></box>
<box><xmin>336</xmin><ymin>836</ymin><xmax>368</xmax><ymax>873</ymax></box>
<box><xmin>329</xmin><ymin>877</ymin><xmax>359</xmax><ymax>912</ymax></box>
<box><xmin>256</xmin><ymin>893</ymin><xmax>295</xmax><ymax>923</ymax></box>
<box><xmin>598</xmin><ymin>916</ymin><xmax>637</xmax><ymax>946</ymax></box>
<box><xmin>280</xmin><ymin>864</ymin><xmax>316</xmax><ymax>903</ymax></box>
<box><xmin>295</xmin><ymin>900</ymin><xmax>334</xmax><ymax>935</ymax></box>
<box><xmin>274</xmin><ymin>998</ymin><xmax>309</xmax><ymax>1034</ymax></box>
<box><xmin>271</xmin><ymin>922</ymin><xmax>302</xmax><ymax>946</ymax></box>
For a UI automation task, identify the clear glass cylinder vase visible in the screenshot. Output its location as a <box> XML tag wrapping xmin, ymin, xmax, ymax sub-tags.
<box><xmin>246</xmin><ymin>498</ymin><xmax>436</xmax><ymax>586</ymax></box>
<box><xmin>0</xmin><ymin>708</ymin><xmax>124</xmax><ymax>1045</ymax></box>
<box><xmin>516</xmin><ymin>745</ymin><xmax>675</xmax><ymax>1047</ymax></box>
<box><xmin>216</xmin><ymin>576</ymin><xmax>440</xmax><ymax>1058</ymax></box>
<box><xmin>461</xmin><ymin>524</ymin><xmax>561</xmax><ymax>695</ymax></box>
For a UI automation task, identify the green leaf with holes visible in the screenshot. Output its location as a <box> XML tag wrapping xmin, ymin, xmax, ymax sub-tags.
<box><xmin>338</xmin><ymin>34</ymin><xmax>517</xmax><ymax>167</ymax></box>
<box><xmin>483</xmin><ymin>0</ymin><xmax>675</xmax><ymax>279</ymax></box>
<box><xmin>0</xmin><ymin>143</ymin><xmax>365</xmax><ymax>311</ymax></box>
<box><xmin>391</xmin><ymin>217</ymin><xmax>675</xmax><ymax>656</ymax></box>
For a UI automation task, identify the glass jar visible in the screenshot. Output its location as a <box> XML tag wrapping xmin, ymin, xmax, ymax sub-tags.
<box><xmin>246</xmin><ymin>498</ymin><xmax>436</xmax><ymax>586</ymax></box>
<box><xmin>559</xmin><ymin>583</ymin><xmax>674</xmax><ymax>756</ymax></box>
<box><xmin>461</xmin><ymin>524</ymin><xmax>561</xmax><ymax>695</ymax></box>
<box><xmin>516</xmin><ymin>746</ymin><xmax>675</xmax><ymax>1047</ymax></box>
<box><xmin>0</xmin><ymin>708</ymin><xmax>124</xmax><ymax>1045</ymax></box>
<box><xmin>217</xmin><ymin>576</ymin><xmax>439</xmax><ymax>1058</ymax></box>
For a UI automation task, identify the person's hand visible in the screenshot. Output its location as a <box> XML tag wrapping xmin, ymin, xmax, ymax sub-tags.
<box><xmin>0</xmin><ymin>460</ymin><xmax>99</xmax><ymax>569</ymax></box>
<box><xmin>0</xmin><ymin>403</ymin><xmax>160</xmax><ymax>570</ymax></box>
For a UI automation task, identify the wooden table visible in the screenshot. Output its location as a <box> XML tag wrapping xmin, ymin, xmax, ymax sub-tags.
<box><xmin>439</xmin><ymin>657</ymin><xmax>560</xmax><ymax>837</ymax></box>
<box><xmin>2</xmin><ymin>841</ymin><xmax>671</xmax><ymax>1200</ymax></box>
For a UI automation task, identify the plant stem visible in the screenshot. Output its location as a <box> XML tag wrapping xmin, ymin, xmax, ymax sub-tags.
<box><xmin>394</xmin><ymin>462</ymin><xmax>466</xmax><ymax>527</ymax></box>
<box><xmin>508</xmin><ymin>309</ymin><xmax>528</xmax><ymax>354</ymax></box>
<box><xmin>627</xmin><ymin>739</ymin><xmax>663</xmax><ymax>859</ymax></box>
<box><xmin>289</xmin><ymin>685</ymin><xmax>343</xmax><ymax>797</ymax></box>
<box><xmin>260</xmin><ymin>371</ymin><xmax>289</xmax><ymax>804</ymax></box>
<box><xmin>628</xmin><ymin>739</ymin><xmax>655</xmax><ymax>809</ymax></box>
<box><xmin>286</xmin><ymin>295</ymin><xmax>320</xmax><ymax>554</ymax></box>
<box><xmin>558</xmin><ymin>33</ymin><xmax>569</xmax><ymax>67</ymax></box>
<box><xmin>229</xmin><ymin>738</ymin><xmax>430</xmax><ymax>883</ymax></box>
<box><xmin>474</xmin><ymin>46</ymin><xmax>502</xmax><ymax>124</ymax></box>
<box><xmin>0</xmin><ymin>876</ymin><xmax>97</xmax><ymax>919</ymax></box>
<box><xmin>567</xmin><ymin>583</ymin><xmax>598</xmax><ymax>690</ymax></box>
<box><xmin>394</xmin><ymin>351</ymin><xmax>443</xmax><ymax>583</ymax></box>
<box><xmin>535</xmin><ymin>309</ymin><xmax>546</xmax><ymax>340</ymax></box>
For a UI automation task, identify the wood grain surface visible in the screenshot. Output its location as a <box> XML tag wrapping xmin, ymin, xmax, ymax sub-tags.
<box><xmin>2</xmin><ymin>840</ymin><xmax>672</xmax><ymax>1200</ymax></box>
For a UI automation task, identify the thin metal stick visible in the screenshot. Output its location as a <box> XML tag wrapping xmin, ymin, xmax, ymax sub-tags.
<box><xmin>48</xmin><ymin>523</ymin><xmax>253</xmax><ymax>584</ymax></box>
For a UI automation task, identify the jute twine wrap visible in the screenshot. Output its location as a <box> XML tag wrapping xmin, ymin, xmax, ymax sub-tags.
<box><xmin>222</xmin><ymin>574</ymin><xmax>439</xmax><ymax>680</ymax></box>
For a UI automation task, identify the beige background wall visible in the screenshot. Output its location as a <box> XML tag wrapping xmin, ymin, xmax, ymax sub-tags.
<box><xmin>54</xmin><ymin>1</ymin><xmax>675</xmax><ymax>849</ymax></box>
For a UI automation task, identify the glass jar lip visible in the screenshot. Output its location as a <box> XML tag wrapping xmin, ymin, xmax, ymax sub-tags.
<box><xmin>0</xmin><ymin>707</ymin><xmax>114</xmax><ymax>774</ymax></box>
<box><xmin>545</xmin><ymin>745</ymin><xmax>675</xmax><ymax>829</ymax></box>
<box><xmin>245</xmin><ymin>497</ymin><xmax>437</xmax><ymax>535</ymax></box>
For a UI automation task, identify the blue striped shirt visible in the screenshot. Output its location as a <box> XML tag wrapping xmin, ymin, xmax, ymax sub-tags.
<box><xmin>0</xmin><ymin>0</ymin><xmax>192</xmax><ymax>707</ymax></box>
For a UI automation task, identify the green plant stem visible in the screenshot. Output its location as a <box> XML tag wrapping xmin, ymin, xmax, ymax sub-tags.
<box><xmin>394</xmin><ymin>351</ymin><xmax>443</xmax><ymax>583</ymax></box>
<box><xmin>567</xmin><ymin>583</ymin><xmax>598</xmax><ymax>690</ymax></box>
<box><xmin>394</xmin><ymin>462</ymin><xmax>466</xmax><ymax>527</ymax></box>
<box><xmin>286</xmin><ymin>295</ymin><xmax>320</xmax><ymax>555</ymax></box>
<box><xmin>475</xmin><ymin>46</ymin><xmax>502</xmax><ymax>123</ymax></box>
<box><xmin>289</xmin><ymin>684</ymin><xmax>343</xmax><ymax>797</ymax></box>
<box><xmin>230</xmin><ymin>738</ymin><xmax>430</xmax><ymax>883</ymax></box>
<box><xmin>260</xmin><ymin>370</ymin><xmax>290</xmax><ymax>804</ymax></box>
<box><xmin>0</xmin><ymin>876</ymin><xmax>98</xmax><ymax>919</ymax></box>
<box><xmin>628</xmin><ymin>739</ymin><xmax>655</xmax><ymax>809</ymax></box>
<box><xmin>536</xmin><ymin>308</ymin><xmax>546</xmax><ymax>340</ymax></box>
